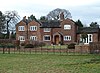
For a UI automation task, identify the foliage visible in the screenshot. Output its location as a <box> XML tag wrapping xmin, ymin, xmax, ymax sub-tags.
<box><xmin>47</xmin><ymin>8</ymin><xmax>72</xmax><ymax>20</ymax></box>
<box><xmin>14</xmin><ymin>40</ymin><xmax>20</xmax><ymax>47</ymax></box>
<box><xmin>28</xmin><ymin>14</ymin><xmax>37</xmax><ymax>21</ymax></box>
<box><xmin>40</xmin><ymin>16</ymin><xmax>48</xmax><ymax>21</ymax></box>
<box><xmin>81</xmin><ymin>33</ymin><xmax>88</xmax><ymax>43</ymax></box>
<box><xmin>4</xmin><ymin>11</ymin><xmax>20</xmax><ymax>39</ymax></box>
<box><xmin>25</xmin><ymin>44</ymin><xmax>34</xmax><ymax>48</ymax></box>
<box><xmin>0</xmin><ymin>11</ymin><xmax>6</xmax><ymax>32</ymax></box>
<box><xmin>90</xmin><ymin>22</ymin><xmax>99</xmax><ymax>28</ymax></box>
<box><xmin>75</xmin><ymin>19</ymin><xmax>83</xmax><ymax>27</ymax></box>
<box><xmin>68</xmin><ymin>43</ymin><xmax>76</xmax><ymax>49</ymax></box>
<box><xmin>10</xmin><ymin>32</ymin><xmax>16</xmax><ymax>39</ymax></box>
<box><xmin>6</xmin><ymin>43</ymin><xmax>15</xmax><ymax>48</ymax></box>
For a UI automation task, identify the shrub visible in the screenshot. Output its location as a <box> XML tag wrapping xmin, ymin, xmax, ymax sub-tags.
<box><xmin>21</xmin><ymin>43</ymin><xmax>25</xmax><ymax>46</ymax></box>
<box><xmin>39</xmin><ymin>42</ymin><xmax>46</xmax><ymax>47</ymax></box>
<box><xmin>68</xmin><ymin>43</ymin><xmax>76</xmax><ymax>49</ymax></box>
<box><xmin>25</xmin><ymin>44</ymin><xmax>34</xmax><ymax>48</ymax></box>
<box><xmin>6</xmin><ymin>43</ymin><xmax>15</xmax><ymax>48</ymax></box>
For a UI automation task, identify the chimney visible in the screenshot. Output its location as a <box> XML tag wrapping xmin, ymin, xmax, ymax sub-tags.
<box><xmin>60</xmin><ymin>12</ymin><xmax>64</xmax><ymax>20</ymax></box>
<box><xmin>23</xmin><ymin>16</ymin><xmax>26</xmax><ymax>20</ymax></box>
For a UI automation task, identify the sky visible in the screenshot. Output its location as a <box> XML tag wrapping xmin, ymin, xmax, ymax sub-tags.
<box><xmin>0</xmin><ymin>0</ymin><xmax>100</xmax><ymax>26</ymax></box>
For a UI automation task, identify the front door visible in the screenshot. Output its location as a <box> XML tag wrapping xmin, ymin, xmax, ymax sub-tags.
<box><xmin>55</xmin><ymin>35</ymin><xmax>59</xmax><ymax>45</ymax></box>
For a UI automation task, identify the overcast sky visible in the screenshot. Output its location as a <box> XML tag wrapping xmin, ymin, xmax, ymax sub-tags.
<box><xmin>1</xmin><ymin>0</ymin><xmax>100</xmax><ymax>26</ymax></box>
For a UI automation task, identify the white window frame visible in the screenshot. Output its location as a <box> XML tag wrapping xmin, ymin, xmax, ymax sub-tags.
<box><xmin>64</xmin><ymin>36</ymin><xmax>71</xmax><ymax>41</ymax></box>
<box><xmin>18</xmin><ymin>26</ymin><xmax>25</xmax><ymax>31</ymax></box>
<box><xmin>18</xmin><ymin>36</ymin><xmax>25</xmax><ymax>41</ymax></box>
<box><xmin>30</xmin><ymin>36</ymin><xmax>37</xmax><ymax>41</ymax></box>
<box><xmin>43</xmin><ymin>35</ymin><xmax>51</xmax><ymax>41</ymax></box>
<box><xmin>64</xmin><ymin>25</ymin><xmax>71</xmax><ymax>30</ymax></box>
<box><xmin>44</xmin><ymin>28</ymin><xmax>51</xmax><ymax>32</ymax></box>
<box><xmin>30</xmin><ymin>26</ymin><xmax>37</xmax><ymax>31</ymax></box>
<box><xmin>80</xmin><ymin>34</ymin><xmax>93</xmax><ymax>44</ymax></box>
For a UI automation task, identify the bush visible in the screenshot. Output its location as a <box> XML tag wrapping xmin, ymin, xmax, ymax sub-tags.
<box><xmin>21</xmin><ymin>43</ymin><xmax>25</xmax><ymax>46</ymax></box>
<box><xmin>32</xmin><ymin>41</ymin><xmax>46</xmax><ymax>47</ymax></box>
<box><xmin>6</xmin><ymin>43</ymin><xmax>15</xmax><ymax>48</ymax></box>
<box><xmin>25</xmin><ymin>44</ymin><xmax>34</xmax><ymax>48</ymax></box>
<box><xmin>68</xmin><ymin>43</ymin><xmax>76</xmax><ymax>49</ymax></box>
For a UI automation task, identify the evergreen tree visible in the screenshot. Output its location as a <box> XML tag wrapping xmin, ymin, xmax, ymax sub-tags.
<box><xmin>75</xmin><ymin>19</ymin><xmax>83</xmax><ymax>27</ymax></box>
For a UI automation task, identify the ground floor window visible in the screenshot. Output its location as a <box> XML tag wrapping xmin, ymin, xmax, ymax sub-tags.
<box><xmin>64</xmin><ymin>36</ymin><xmax>71</xmax><ymax>41</ymax></box>
<box><xmin>18</xmin><ymin>36</ymin><xmax>25</xmax><ymax>41</ymax></box>
<box><xmin>43</xmin><ymin>35</ymin><xmax>51</xmax><ymax>41</ymax></box>
<box><xmin>30</xmin><ymin>36</ymin><xmax>37</xmax><ymax>41</ymax></box>
<box><xmin>80</xmin><ymin>34</ymin><xmax>93</xmax><ymax>44</ymax></box>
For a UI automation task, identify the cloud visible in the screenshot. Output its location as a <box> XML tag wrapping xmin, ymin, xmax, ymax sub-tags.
<box><xmin>0</xmin><ymin>0</ymin><xmax>100</xmax><ymax>24</ymax></box>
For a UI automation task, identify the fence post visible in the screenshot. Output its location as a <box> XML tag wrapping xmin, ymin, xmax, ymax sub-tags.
<box><xmin>41</xmin><ymin>46</ymin><xmax>42</xmax><ymax>54</ymax></box>
<box><xmin>60</xmin><ymin>45</ymin><xmax>61</xmax><ymax>55</ymax></box>
<box><xmin>30</xmin><ymin>48</ymin><xmax>31</xmax><ymax>54</ymax></box>
<box><xmin>66</xmin><ymin>45</ymin><xmax>68</xmax><ymax>55</ymax></box>
<box><xmin>8</xmin><ymin>47</ymin><xmax>10</xmax><ymax>54</ymax></box>
<box><xmin>53</xmin><ymin>45</ymin><xmax>55</xmax><ymax>54</ymax></box>
<box><xmin>3</xmin><ymin>46</ymin><xmax>5</xmax><ymax>54</ymax></box>
<box><xmin>14</xmin><ymin>47</ymin><xmax>15</xmax><ymax>54</ymax></box>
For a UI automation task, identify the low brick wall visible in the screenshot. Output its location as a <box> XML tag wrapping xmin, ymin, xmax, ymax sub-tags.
<box><xmin>75</xmin><ymin>45</ymin><xmax>90</xmax><ymax>53</ymax></box>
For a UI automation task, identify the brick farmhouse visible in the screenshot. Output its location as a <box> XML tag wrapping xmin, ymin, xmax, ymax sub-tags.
<box><xmin>16</xmin><ymin>15</ymin><xmax>100</xmax><ymax>45</ymax></box>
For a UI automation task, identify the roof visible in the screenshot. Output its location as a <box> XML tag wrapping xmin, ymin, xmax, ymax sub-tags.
<box><xmin>77</xmin><ymin>27</ymin><xmax>99</xmax><ymax>34</ymax></box>
<box><xmin>40</xmin><ymin>20</ymin><xmax>61</xmax><ymax>28</ymax></box>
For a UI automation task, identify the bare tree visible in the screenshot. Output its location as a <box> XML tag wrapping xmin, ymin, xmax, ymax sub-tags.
<box><xmin>46</xmin><ymin>8</ymin><xmax>72</xmax><ymax>20</ymax></box>
<box><xmin>4</xmin><ymin>11</ymin><xmax>20</xmax><ymax>39</ymax></box>
<box><xmin>0</xmin><ymin>11</ymin><xmax>6</xmax><ymax>33</ymax></box>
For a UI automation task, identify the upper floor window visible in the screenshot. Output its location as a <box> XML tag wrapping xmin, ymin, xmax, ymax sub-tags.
<box><xmin>30</xmin><ymin>26</ymin><xmax>37</xmax><ymax>31</ymax></box>
<box><xmin>64</xmin><ymin>25</ymin><xmax>71</xmax><ymax>30</ymax></box>
<box><xmin>44</xmin><ymin>28</ymin><xmax>51</xmax><ymax>32</ymax></box>
<box><xmin>18</xmin><ymin>36</ymin><xmax>25</xmax><ymax>41</ymax></box>
<box><xmin>18</xmin><ymin>26</ymin><xmax>25</xmax><ymax>31</ymax></box>
<box><xmin>30</xmin><ymin>36</ymin><xmax>37</xmax><ymax>41</ymax></box>
<box><xmin>64</xmin><ymin>36</ymin><xmax>71</xmax><ymax>41</ymax></box>
<box><xmin>43</xmin><ymin>35</ymin><xmax>51</xmax><ymax>41</ymax></box>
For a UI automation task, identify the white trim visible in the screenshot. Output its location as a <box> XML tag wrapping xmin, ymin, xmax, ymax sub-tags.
<box><xmin>44</xmin><ymin>28</ymin><xmax>51</xmax><ymax>32</ymax></box>
<box><xmin>64</xmin><ymin>36</ymin><xmax>71</xmax><ymax>41</ymax></box>
<box><xmin>30</xmin><ymin>26</ymin><xmax>37</xmax><ymax>31</ymax></box>
<box><xmin>80</xmin><ymin>34</ymin><xmax>93</xmax><ymax>44</ymax></box>
<box><xmin>43</xmin><ymin>35</ymin><xmax>51</xmax><ymax>41</ymax></box>
<box><xmin>64</xmin><ymin>25</ymin><xmax>71</xmax><ymax>30</ymax></box>
<box><xmin>18</xmin><ymin>36</ymin><xmax>25</xmax><ymax>41</ymax></box>
<box><xmin>18</xmin><ymin>26</ymin><xmax>25</xmax><ymax>31</ymax></box>
<box><xmin>30</xmin><ymin>36</ymin><xmax>37</xmax><ymax>41</ymax></box>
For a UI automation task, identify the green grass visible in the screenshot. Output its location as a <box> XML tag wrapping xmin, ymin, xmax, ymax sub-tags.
<box><xmin>42</xmin><ymin>45</ymin><xmax>67</xmax><ymax>49</ymax></box>
<box><xmin>0</xmin><ymin>54</ymin><xmax>100</xmax><ymax>73</ymax></box>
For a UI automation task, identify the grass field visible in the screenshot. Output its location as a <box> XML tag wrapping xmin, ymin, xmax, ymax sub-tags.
<box><xmin>0</xmin><ymin>54</ymin><xmax>100</xmax><ymax>73</ymax></box>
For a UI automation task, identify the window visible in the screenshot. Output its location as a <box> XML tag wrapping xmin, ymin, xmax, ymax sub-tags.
<box><xmin>43</xmin><ymin>35</ymin><xmax>51</xmax><ymax>41</ymax></box>
<box><xmin>18</xmin><ymin>26</ymin><xmax>25</xmax><ymax>31</ymax></box>
<box><xmin>30</xmin><ymin>26</ymin><xmax>37</xmax><ymax>31</ymax></box>
<box><xmin>44</xmin><ymin>28</ymin><xmax>51</xmax><ymax>32</ymax></box>
<box><xmin>64</xmin><ymin>36</ymin><xmax>71</xmax><ymax>41</ymax></box>
<box><xmin>89</xmin><ymin>34</ymin><xmax>92</xmax><ymax>42</ymax></box>
<box><xmin>30</xmin><ymin>36</ymin><xmax>37</xmax><ymax>41</ymax></box>
<box><xmin>18</xmin><ymin>36</ymin><xmax>25</xmax><ymax>41</ymax></box>
<box><xmin>64</xmin><ymin>25</ymin><xmax>71</xmax><ymax>30</ymax></box>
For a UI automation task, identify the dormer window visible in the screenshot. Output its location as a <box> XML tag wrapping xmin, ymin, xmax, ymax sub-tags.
<box><xmin>18</xmin><ymin>26</ymin><xmax>25</xmax><ymax>31</ymax></box>
<box><xmin>44</xmin><ymin>28</ymin><xmax>51</xmax><ymax>32</ymax></box>
<box><xmin>30</xmin><ymin>26</ymin><xmax>37</xmax><ymax>31</ymax></box>
<box><xmin>64</xmin><ymin>25</ymin><xmax>71</xmax><ymax>30</ymax></box>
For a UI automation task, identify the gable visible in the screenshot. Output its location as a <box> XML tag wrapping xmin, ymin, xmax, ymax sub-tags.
<box><xmin>16</xmin><ymin>20</ymin><xmax>26</xmax><ymax>27</ymax></box>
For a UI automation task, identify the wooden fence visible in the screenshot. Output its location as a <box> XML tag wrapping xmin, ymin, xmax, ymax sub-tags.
<box><xmin>90</xmin><ymin>42</ymin><xmax>100</xmax><ymax>54</ymax></box>
<box><xmin>0</xmin><ymin>45</ymin><xmax>90</xmax><ymax>55</ymax></box>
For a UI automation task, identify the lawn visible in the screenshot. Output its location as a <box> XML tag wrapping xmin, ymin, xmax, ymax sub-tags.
<box><xmin>0</xmin><ymin>54</ymin><xmax>100</xmax><ymax>73</ymax></box>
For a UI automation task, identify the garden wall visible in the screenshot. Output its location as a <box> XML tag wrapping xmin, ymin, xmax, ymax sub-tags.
<box><xmin>75</xmin><ymin>45</ymin><xmax>90</xmax><ymax>53</ymax></box>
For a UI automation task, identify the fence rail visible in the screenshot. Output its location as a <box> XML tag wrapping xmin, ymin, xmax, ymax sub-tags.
<box><xmin>90</xmin><ymin>42</ymin><xmax>100</xmax><ymax>54</ymax></box>
<box><xmin>0</xmin><ymin>46</ymin><xmax>90</xmax><ymax>55</ymax></box>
